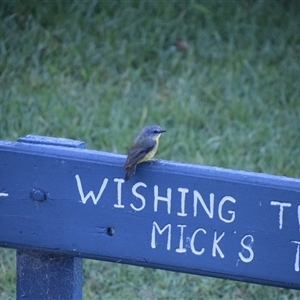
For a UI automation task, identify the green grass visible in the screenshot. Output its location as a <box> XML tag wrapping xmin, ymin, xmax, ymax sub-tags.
<box><xmin>1</xmin><ymin>0</ymin><xmax>300</xmax><ymax>299</ymax></box>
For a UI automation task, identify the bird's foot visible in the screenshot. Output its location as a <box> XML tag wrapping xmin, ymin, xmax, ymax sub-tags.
<box><xmin>149</xmin><ymin>158</ymin><xmax>161</xmax><ymax>168</ymax></box>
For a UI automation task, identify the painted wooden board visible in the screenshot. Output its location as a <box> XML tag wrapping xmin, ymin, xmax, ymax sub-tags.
<box><xmin>0</xmin><ymin>135</ymin><xmax>300</xmax><ymax>289</ymax></box>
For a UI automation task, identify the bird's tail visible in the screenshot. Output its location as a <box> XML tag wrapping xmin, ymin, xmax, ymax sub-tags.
<box><xmin>124</xmin><ymin>165</ymin><xmax>136</xmax><ymax>181</ymax></box>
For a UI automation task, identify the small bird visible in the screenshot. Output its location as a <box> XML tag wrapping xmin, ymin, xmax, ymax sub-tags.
<box><xmin>123</xmin><ymin>125</ymin><xmax>166</xmax><ymax>181</ymax></box>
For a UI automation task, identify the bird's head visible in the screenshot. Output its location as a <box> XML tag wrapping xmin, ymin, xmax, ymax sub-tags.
<box><xmin>142</xmin><ymin>125</ymin><xmax>166</xmax><ymax>140</ymax></box>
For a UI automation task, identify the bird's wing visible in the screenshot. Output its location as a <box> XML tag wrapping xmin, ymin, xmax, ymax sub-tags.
<box><xmin>123</xmin><ymin>138</ymin><xmax>156</xmax><ymax>169</ymax></box>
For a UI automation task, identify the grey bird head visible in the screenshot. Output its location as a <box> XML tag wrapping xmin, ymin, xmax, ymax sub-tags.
<box><xmin>137</xmin><ymin>125</ymin><xmax>166</xmax><ymax>141</ymax></box>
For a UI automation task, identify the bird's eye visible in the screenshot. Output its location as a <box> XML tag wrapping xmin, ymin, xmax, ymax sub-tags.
<box><xmin>153</xmin><ymin>130</ymin><xmax>158</xmax><ymax>134</ymax></box>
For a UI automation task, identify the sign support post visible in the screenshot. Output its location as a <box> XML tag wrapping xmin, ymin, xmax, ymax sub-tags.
<box><xmin>14</xmin><ymin>135</ymin><xmax>85</xmax><ymax>300</ymax></box>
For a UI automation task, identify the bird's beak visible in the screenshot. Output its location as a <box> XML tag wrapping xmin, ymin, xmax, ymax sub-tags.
<box><xmin>160</xmin><ymin>129</ymin><xmax>166</xmax><ymax>133</ymax></box>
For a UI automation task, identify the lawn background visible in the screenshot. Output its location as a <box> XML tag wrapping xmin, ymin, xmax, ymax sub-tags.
<box><xmin>1</xmin><ymin>0</ymin><xmax>300</xmax><ymax>299</ymax></box>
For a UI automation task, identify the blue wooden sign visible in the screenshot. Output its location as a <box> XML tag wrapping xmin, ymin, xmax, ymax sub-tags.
<box><xmin>1</xmin><ymin>135</ymin><xmax>300</xmax><ymax>293</ymax></box>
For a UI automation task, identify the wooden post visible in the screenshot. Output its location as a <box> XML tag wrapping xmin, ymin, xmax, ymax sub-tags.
<box><xmin>17</xmin><ymin>251</ymin><xmax>82</xmax><ymax>299</ymax></box>
<box><xmin>15</xmin><ymin>136</ymin><xmax>85</xmax><ymax>300</ymax></box>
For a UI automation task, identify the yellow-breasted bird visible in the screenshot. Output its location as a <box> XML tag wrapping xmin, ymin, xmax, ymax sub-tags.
<box><xmin>123</xmin><ymin>125</ymin><xmax>166</xmax><ymax>181</ymax></box>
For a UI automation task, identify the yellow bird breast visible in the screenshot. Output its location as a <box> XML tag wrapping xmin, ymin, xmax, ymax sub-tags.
<box><xmin>137</xmin><ymin>135</ymin><xmax>160</xmax><ymax>164</ymax></box>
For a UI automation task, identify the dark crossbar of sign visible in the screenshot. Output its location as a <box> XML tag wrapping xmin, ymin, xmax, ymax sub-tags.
<box><xmin>0</xmin><ymin>135</ymin><xmax>300</xmax><ymax>291</ymax></box>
